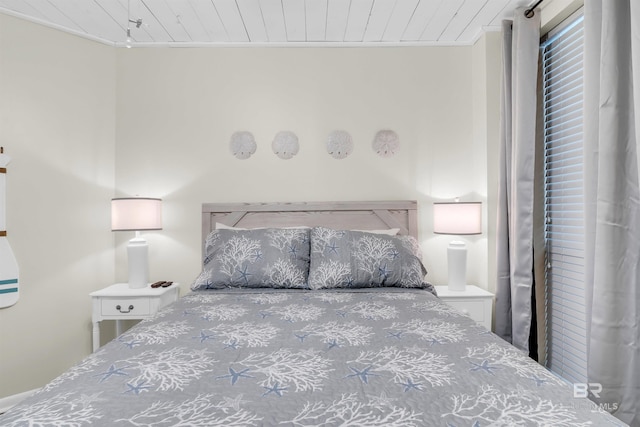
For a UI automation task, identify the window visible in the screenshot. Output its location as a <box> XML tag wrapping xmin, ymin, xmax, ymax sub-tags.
<box><xmin>542</xmin><ymin>11</ymin><xmax>586</xmax><ymax>384</ymax></box>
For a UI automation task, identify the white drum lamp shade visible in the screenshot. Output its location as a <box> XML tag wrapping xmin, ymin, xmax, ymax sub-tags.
<box><xmin>112</xmin><ymin>198</ymin><xmax>162</xmax><ymax>289</ymax></box>
<box><xmin>433</xmin><ymin>202</ymin><xmax>482</xmax><ymax>291</ymax></box>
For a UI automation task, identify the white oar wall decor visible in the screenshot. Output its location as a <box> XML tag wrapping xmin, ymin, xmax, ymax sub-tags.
<box><xmin>0</xmin><ymin>147</ymin><xmax>19</xmax><ymax>308</ymax></box>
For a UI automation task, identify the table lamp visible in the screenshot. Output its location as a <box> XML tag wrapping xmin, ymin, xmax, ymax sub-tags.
<box><xmin>111</xmin><ymin>197</ymin><xmax>162</xmax><ymax>289</ymax></box>
<box><xmin>433</xmin><ymin>201</ymin><xmax>482</xmax><ymax>291</ymax></box>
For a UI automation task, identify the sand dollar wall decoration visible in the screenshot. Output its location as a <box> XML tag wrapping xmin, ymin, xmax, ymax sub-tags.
<box><xmin>372</xmin><ymin>130</ymin><xmax>400</xmax><ymax>158</ymax></box>
<box><xmin>229</xmin><ymin>131</ymin><xmax>257</xmax><ymax>159</ymax></box>
<box><xmin>272</xmin><ymin>131</ymin><xmax>299</xmax><ymax>159</ymax></box>
<box><xmin>326</xmin><ymin>130</ymin><xmax>353</xmax><ymax>159</ymax></box>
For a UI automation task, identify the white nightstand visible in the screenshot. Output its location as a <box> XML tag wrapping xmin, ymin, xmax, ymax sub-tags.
<box><xmin>435</xmin><ymin>285</ymin><xmax>494</xmax><ymax>330</ymax></box>
<box><xmin>90</xmin><ymin>283</ymin><xmax>179</xmax><ymax>351</ymax></box>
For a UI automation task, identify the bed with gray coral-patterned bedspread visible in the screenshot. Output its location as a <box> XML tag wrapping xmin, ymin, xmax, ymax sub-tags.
<box><xmin>1</xmin><ymin>288</ymin><xmax>624</xmax><ymax>426</ymax></box>
<box><xmin>0</xmin><ymin>221</ymin><xmax>626</xmax><ymax>426</ymax></box>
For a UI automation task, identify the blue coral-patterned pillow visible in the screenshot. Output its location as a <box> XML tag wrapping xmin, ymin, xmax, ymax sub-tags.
<box><xmin>308</xmin><ymin>227</ymin><xmax>427</xmax><ymax>290</ymax></box>
<box><xmin>191</xmin><ymin>228</ymin><xmax>310</xmax><ymax>290</ymax></box>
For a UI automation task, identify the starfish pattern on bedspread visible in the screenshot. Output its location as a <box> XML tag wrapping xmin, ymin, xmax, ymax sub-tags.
<box><xmin>0</xmin><ymin>288</ymin><xmax>625</xmax><ymax>427</ymax></box>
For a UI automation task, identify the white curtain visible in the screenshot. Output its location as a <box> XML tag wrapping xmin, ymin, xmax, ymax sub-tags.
<box><xmin>583</xmin><ymin>1</ymin><xmax>640</xmax><ymax>425</ymax></box>
<box><xmin>495</xmin><ymin>8</ymin><xmax>540</xmax><ymax>353</ymax></box>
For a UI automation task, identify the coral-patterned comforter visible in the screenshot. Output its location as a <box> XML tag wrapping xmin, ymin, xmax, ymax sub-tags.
<box><xmin>1</xmin><ymin>288</ymin><xmax>625</xmax><ymax>426</ymax></box>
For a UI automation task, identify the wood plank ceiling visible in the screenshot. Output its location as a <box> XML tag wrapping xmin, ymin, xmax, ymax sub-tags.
<box><xmin>0</xmin><ymin>0</ymin><xmax>532</xmax><ymax>47</ymax></box>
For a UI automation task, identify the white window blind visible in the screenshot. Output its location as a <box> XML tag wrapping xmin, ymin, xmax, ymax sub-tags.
<box><xmin>542</xmin><ymin>11</ymin><xmax>586</xmax><ymax>385</ymax></box>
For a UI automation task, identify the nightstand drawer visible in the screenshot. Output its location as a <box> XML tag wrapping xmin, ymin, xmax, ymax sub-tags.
<box><xmin>434</xmin><ymin>285</ymin><xmax>494</xmax><ymax>331</ymax></box>
<box><xmin>101</xmin><ymin>298</ymin><xmax>150</xmax><ymax>316</ymax></box>
<box><xmin>445</xmin><ymin>299</ymin><xmax>487</xmax><ymax>323</ymax></box>
<box><xmin>91</xmin><ymin>283</ymin><xmax>180</xmax><ymax>352</ymax></box>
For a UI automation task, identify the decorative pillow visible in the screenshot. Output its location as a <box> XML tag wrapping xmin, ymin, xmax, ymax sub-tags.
<box><xmin>352</xmin><ymin>228</ymin><xmax>400</xmax><ymax>235</ymax></box>
<box><xmin>397</xmin><ymin>234</ymin><xmax>423</xmax><ymax>259</ymax></box>
<box><xmin>216</xmin><ymin>223</ymin><xmax>395</xmax><ymax>234</ymax></box>
<box><xmin>215</xmin><ymin>222</ymin><xmax>309</xmax><ymax>230</ymax></box>
<box><xmin>191</xmin><ymin>228</ymin><xmax>310</xmax><ymax>290</ymax></box>
<box><xmin>308</xmin><ymin>227</ymin><xmax>427</xmax><ymax>290</ymax></box>
<box><xmin>214</xmin><ymin>222</ymin><xmax>246</xmax><ymax>230</ymax></box>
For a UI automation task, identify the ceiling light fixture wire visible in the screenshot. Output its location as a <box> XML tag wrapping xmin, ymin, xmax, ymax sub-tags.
<box><xmin>125</xmin><ymin>0</ymin><xmax>142</xmax><ymax>48</ymax></box>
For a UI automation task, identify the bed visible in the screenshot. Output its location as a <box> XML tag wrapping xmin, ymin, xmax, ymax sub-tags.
<box><xmin>1</xmin><ymin>201</ymin><xmax>625</xmax><ymax>426</ymax></box>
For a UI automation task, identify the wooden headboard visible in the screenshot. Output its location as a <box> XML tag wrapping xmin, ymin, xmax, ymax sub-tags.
<box><xmin>202</xmin><ymin>201</ymin><xmax>418</xmax><ymax>246</ymax></box>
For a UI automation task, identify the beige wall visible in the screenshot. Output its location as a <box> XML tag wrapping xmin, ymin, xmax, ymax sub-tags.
<box><xmin>0</xmin><ymin>15</ymin><xmax>116</xmax><ymax>397</ymax></box>
<box><xmin>0</xmin><ymin>13</ymin><xmax>501</xmax><ymax>399</ymax></box>
<box><xmin>472</xmin><ymin>31</ymin><xmax>502</xmax><ymax>295</ymax></box>
<box><xmin>114</xmin><ymin>45</ymin><xmax>495</xmax><ymax>294</ymax></box>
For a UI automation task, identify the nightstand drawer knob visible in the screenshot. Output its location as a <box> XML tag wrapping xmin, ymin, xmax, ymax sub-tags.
<box><xmin>116</xmin><ymin>304</ymin><xmax>134</xmax><ymax>313</ymax></box>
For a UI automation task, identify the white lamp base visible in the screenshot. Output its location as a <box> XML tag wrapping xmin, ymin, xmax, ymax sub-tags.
<box><xmin>447</xmin><ymin>241</ymin><xmax>467</xmax><ymax>291</ymax></box>
<box><xmin>127</xmin><ymin>234</ymin><xmax>149</xmax><ymax>289</ymax></box>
